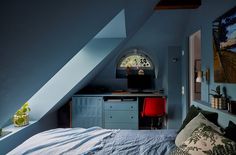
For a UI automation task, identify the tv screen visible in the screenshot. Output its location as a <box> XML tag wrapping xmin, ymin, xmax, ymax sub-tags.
<box><xmin>127</xmin><ymin>75</ymin><xmax>153</xmax><ymax>92</ymax></box>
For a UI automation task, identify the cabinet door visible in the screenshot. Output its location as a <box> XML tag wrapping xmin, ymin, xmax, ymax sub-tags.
<box><xmin>72</xmin><ymin>97</ymin><xmax>103</xmax><ymax>128</ymax></box>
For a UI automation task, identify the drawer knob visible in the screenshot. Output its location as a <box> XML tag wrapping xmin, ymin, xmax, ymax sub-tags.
<box><xmin>110</xmin><ymin>106</ymin><xmax>112</xmax><ymax>108</ymax></box>
<box><xmin>131</xmin><ymin>106</ymin><xmax>133</xmax><ymax>108</ymax></box>
<box><xmin>110</xmin><ymin>116</ymin><xmax>112</xmax><ymax>119</ymax></box>
<box><xmin>131</xmin><ymin>116</ymin><xmax>133</xmax><ymax>119</ymax></box>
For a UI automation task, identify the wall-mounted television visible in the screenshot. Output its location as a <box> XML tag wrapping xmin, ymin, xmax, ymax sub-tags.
<box><xmin>127</xmin><ymin>75</ymin><xmax>154</xmax><ymax>92</ymax></box>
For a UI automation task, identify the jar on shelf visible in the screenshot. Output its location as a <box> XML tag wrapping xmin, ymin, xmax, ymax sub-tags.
<box><xmin>13</xmin><ymin>113</ymin><xmax>29</xmax><ymax>127</ymax></box>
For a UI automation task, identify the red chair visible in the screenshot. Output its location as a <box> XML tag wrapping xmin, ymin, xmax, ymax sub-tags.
<box><xmin>141</xmin><ymin>97</ymin><xmax>166</xmax><ymax>129</ymax></box>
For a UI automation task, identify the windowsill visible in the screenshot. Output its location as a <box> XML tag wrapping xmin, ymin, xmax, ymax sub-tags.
<box><xmin>0</xmin><ymin>121</ymin><xmax>36</xmax><ymax>141</ymax></box>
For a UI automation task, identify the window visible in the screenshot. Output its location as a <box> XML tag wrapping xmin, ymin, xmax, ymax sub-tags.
<box><xmin>116</xmin><ymin>49</ymin><xmax>155</xmax><ymax>78</ymax></box>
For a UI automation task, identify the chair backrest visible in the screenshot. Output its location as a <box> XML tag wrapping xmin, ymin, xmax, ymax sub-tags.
<box><xmin>142</xmin><ymin>97</ymin><xmax>166</xmax><ymax>117</ymax></box>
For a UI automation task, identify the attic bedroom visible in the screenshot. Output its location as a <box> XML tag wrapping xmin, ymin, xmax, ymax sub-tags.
<box><xmin>1</xmin><ymin>0</ymin><xmax>236</xmax><ymax>154</ymax></box>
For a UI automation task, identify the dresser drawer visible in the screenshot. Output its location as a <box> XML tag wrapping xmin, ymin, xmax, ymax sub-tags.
<box><xmin>104</xmin><ymin>123</ymin><xmax>138</xmax><ymax>130</ymax></box>
<box><xmin>104</xmin><ymin>110</ymin><xmax>138</xmax><ymax>123</ymax></box>
<box><xmin>104</xmin><ymin>101</ymin><xmax>138</xmax><ymax>111</ymax></box>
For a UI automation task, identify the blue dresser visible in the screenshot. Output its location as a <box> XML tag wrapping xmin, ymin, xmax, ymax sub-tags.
<box><xmin>71</xmin><ymin>93</ymin><xmax>163</xmax><ymax>129</ymax></box>
<box><xmin>104</xmin><ymin>100</ymin><xmax>138</xmax><ymax>129</ymax></box>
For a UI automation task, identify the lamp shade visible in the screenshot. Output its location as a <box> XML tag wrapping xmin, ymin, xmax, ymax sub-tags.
<box><xmin>196</xmin><ymin>71</ymin><xmax>202</xmax><ymax>83</ymax></box>
<box><xmin>196</xmin><ymin>76</ymin><xmax>202</xmax><ymax>82</ymax></box>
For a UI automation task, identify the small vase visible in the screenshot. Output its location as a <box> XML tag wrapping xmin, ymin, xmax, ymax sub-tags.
<box><xmin>13</xmin><ymin>114</ymin><xmax>29</xmax><ymax>127</ymax></box>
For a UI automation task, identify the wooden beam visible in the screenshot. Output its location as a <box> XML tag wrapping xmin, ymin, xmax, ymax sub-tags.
<box><xmin>155</xmin><ymin>0</ymin><xmax>201</xmax><ymax>10</ymax></box>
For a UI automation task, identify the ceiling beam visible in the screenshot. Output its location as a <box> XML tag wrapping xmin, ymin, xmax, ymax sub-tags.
<box><xmin>155</xmin><ymin>0</ymin><xmax>201</xmax><ymax>10</ymax></box>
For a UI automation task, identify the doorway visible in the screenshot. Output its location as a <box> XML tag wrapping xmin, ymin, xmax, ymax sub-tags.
<box><xmin>189</xmin><ymin>30</ymin><xmax>201</xmax><ymax>102</ymax></box>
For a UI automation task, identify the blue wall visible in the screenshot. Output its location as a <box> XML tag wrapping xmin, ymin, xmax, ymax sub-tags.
<box><xmin>167</xmin><ymin>46</ymin><xmax>182</xmax><ymax>129</ymax></box>
<box><xmin>0</xmin><ymin>0</ymin><xmax>157</xmax><ymax>127</ymax></box>
<box><xmin>89</xmin><ymin>10</ymin><xmax>189</xmax><ymax>92</ymax></box>
<box><xmin>181</xmin><ymin>0</ymin><xmax>236</xmax><ymax>117</ymax></box>
<box><xmin>0</xmin><ymin>0</ymin><xmax>122</xmax><ymax>127</ymax></box>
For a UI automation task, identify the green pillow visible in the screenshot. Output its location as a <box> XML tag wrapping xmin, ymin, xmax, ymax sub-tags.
<box><xmin>178</xmin><ymin>105</ymin><xmax>218</xmax><ymax>133</ymax></box>
<box><xmin>225</xmin><ymin>121</ymin><xmax>236</xmax><ymax>142</ymax></box>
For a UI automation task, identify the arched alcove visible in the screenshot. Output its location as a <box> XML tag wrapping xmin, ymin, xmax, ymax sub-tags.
<box><xmin>116</xmin><ymin>48</ymin><xmax>155</xmax><ymax>78</ymax></box>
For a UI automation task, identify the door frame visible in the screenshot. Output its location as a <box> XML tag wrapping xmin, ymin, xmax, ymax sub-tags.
<box><xmin>189</xmin><ymin>30</ymin><xmax>201</xmax><ymax>103</ymax></box>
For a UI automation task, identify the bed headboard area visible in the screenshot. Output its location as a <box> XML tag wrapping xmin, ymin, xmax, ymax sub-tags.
<box><xmin>192</xmin><ymin>101</ymin><xmax>236</xmax><ymax>128</ymax></box>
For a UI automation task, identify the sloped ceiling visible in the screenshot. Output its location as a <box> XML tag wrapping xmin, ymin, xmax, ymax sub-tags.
<box><xmin>0</xmin><ymin>0</ymin><xmax>158</xmax><ymax>127</ymax></box>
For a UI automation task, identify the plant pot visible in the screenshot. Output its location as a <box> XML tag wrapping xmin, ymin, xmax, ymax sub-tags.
<box><xmin>13</xmin><ymin>114</ymin><xmax>29</xmax><ymax>127</ymax></box>
<box><xmin>211</xmin><ymin>97</ymin><xmax>227</xmax><ymax>110</ymax></box>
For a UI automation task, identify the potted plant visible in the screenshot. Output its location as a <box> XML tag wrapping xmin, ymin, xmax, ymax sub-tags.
<box><xmin>209</xmin><ymin>86</ymin><xmax>227</xmax><ymax>109</ymax></box>
<box><xmin>13</xmin><ymin>102</ymin><xmax>30</xmax><ymax>127</ymax></box>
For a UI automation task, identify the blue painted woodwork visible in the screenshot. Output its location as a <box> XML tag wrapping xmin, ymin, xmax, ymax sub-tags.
<box><xmin>104</xmin><ymin>100</ymin><xmax>138</xmax><ymax>129</ymax></box>
<box><xmin>72</xmin><ymin>96</ymin><xmax>138</xmax><ymax>130</ymax></box>
<box><xmin>72</xmin><ymin>97</ymin><xmax>103</xmax><ymax>128</ymax></box>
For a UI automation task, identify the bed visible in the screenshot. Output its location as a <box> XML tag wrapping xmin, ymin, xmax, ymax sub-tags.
<box><xmin>7</xmin><ymin>103</ymin><xmax>236</xmax><ymax>155</ymax></box>
<box><xmin>7</xmin><ymin>127</ymin><xmax>177</xmax><ymax>155</ymax></box>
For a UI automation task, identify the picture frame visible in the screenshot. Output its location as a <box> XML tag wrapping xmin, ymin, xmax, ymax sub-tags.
<box><xmin>213</xmin><ymin>6</ymin><xmax>236</xmax><ymax>83</ymax></box>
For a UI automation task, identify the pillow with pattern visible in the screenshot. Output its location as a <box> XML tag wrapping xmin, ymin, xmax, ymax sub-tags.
<box><xmin>178</xmin><ymin>123</ymin><xmax>236</xmax><ymax>155</ymax></box>
<box><xmin>175</xmin><ymin>112</ymin><xmax>223</xmax><ymax>147</ymax></box>
<box><xmin>169</xmin><ymin>146</ymin><xmax>189</xmax><ymax>155</ymax></box>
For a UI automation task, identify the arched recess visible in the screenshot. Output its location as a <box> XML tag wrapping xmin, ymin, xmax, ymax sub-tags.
<box><xmin>116</xmin><ymin>48</ymin><xmax>156</xmax><ymax>78</ymax></box>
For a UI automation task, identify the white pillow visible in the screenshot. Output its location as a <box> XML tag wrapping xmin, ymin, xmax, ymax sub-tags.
<box><xmin>179</xmin><ymin>124</ymin><xmax>236</xmax><ymax>155</ymax></box>
<box><xmin>175</xmin><ymin>112</ymin><xmax>223</xmax><ymax>147</ymax></box>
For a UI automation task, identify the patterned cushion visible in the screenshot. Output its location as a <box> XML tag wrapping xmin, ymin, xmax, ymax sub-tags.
<box><xmin>175</xmin><ymin>113</ymin><xmax>223</xmax><ymax>147</ymax></box>
<box><xmin>178</xmin><ymin>124</ymin><xmax>236</xmax><ymax>155</ymax></box>
<box><xmin>169</xmin><ymin>146</ymin><xmax>189</xmax><ymax>155</ymax></box>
